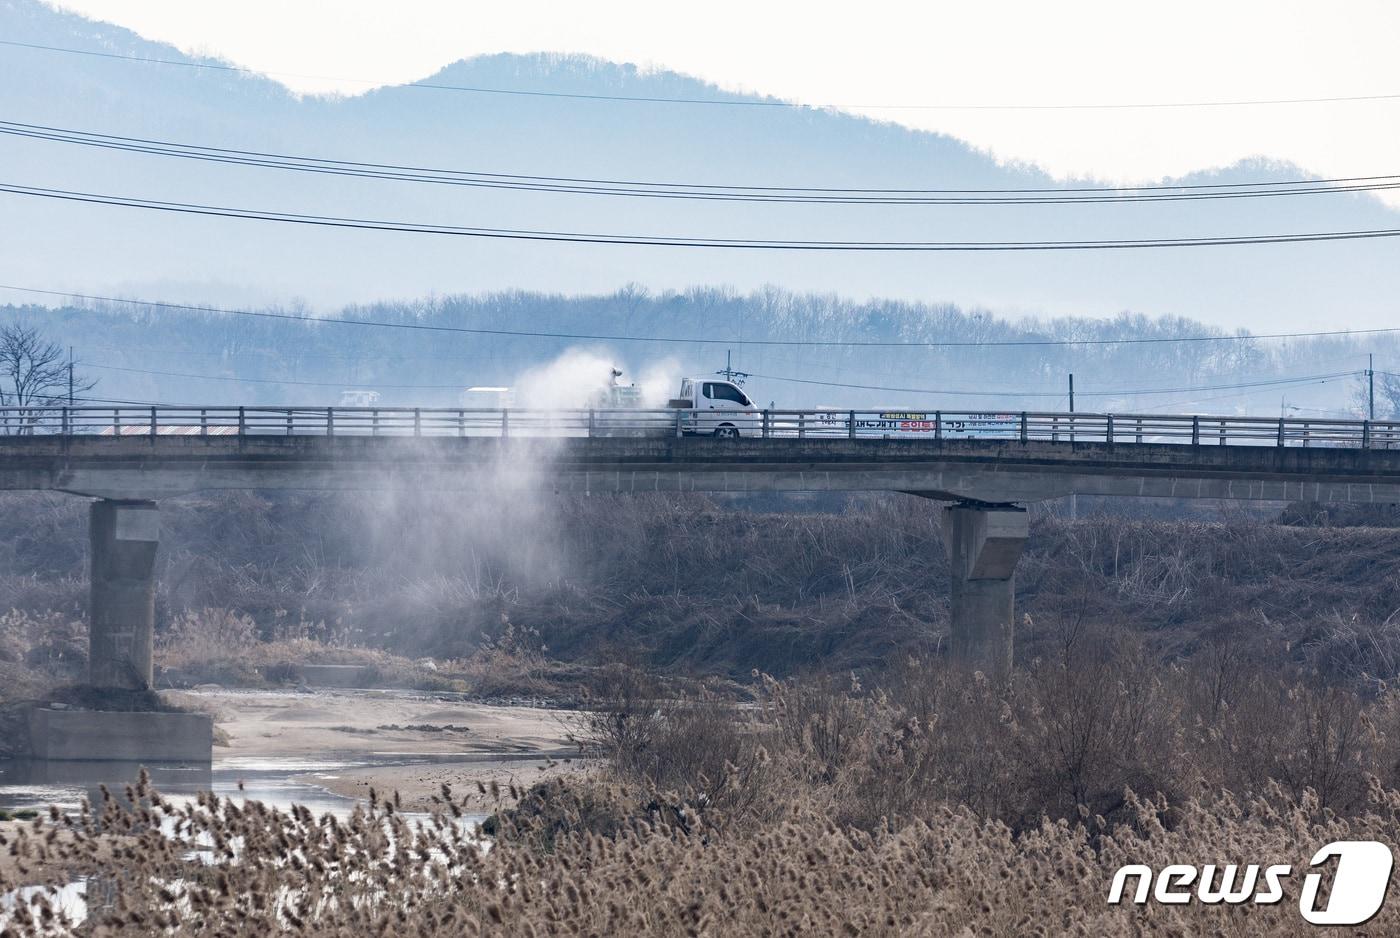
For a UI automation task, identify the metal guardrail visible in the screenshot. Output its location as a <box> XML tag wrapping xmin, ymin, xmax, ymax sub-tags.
<box><xmin>0</xmin><ymin>406</ymin><xmax>1398</xmax><ymax>449</ymax></box>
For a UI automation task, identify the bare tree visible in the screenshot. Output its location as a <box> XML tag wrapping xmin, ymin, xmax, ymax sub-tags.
<box><xmin>0</xmin><ymin>322</ymin><xmax>94</xmax><ymax>434</ymax></box>
<box><xmin>1350</xmin><ymin>370</ymin><xmax>1400</xmax><ymax>420</ymax></box>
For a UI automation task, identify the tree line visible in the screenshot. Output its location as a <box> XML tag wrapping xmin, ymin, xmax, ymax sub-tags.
<box><xmin>2</xmin><ymin>287</ymin><xmax>1395</xmax><ymax>416</ymax></box>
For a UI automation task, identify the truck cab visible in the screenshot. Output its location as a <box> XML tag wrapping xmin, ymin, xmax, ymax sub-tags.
<box><xmin>669</xmin><ymin>378</ymin><xmax>759</xmax><ymax>437</ymax></box>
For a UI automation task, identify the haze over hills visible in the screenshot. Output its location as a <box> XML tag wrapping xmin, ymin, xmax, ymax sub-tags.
<box><xmin>2</xmin><ymin>0</ymin><xmax>1398</xmax><ymax>336</ymax></box>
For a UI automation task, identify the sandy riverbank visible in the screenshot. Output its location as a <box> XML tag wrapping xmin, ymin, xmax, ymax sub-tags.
<box><xmin>168</xmin><ymin>687</ymin><xmax>592</xmax><ymax>811</ymax></box>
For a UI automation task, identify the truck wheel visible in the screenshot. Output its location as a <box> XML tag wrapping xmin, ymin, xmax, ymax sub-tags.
<box><xmin>714</xmin><ymin>425</ymin><xmax>740</xmax><ymax>439</ymax></box>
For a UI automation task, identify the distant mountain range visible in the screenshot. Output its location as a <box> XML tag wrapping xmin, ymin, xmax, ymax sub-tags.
<box><xmin>2</xmin><ymin>0</ymin><xmax>1398</xmax><ymax>334</ymax></box>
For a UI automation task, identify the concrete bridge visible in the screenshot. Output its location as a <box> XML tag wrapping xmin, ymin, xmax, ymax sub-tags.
<box><xmin>5</xmin><ymin>404</ymin><xmax>1400</xmax><ymax>685</ymax></box>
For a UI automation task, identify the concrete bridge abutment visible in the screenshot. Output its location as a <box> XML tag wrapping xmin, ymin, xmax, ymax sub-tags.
<box><xmin>942</xmin><ymin>503</ymin><xmax>1029</xmax><ymax>678</ymax></box>
<box><xmin>88</xmin><ymin>498</ymin><xmax>159</xmax><ymax>690</ymax></box>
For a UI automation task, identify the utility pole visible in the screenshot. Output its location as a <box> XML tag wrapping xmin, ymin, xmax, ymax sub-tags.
<box><xmin>1369</xmin><ymin>353</ymin><xmax>1375</xmax><ymax>420</ymax></box>
<box><xmin>716</xmin><ymin>349</ymin><xmax>750</xmax><ymax>385</ymax></box>
<box><xmin>1068</xmin><ymin>373</ymin><xmax>1077</xmax><ymax>522</ymax></box>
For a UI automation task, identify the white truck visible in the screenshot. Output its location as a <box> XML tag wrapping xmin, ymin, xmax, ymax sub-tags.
<box><xmin>664</xmin><ymin>381</ymin><xmax>1017</xmax><ymax>440</ymax></box>
<box><xmin>667</xmin><ymin>377</ymin><xmax>759</xmax><ymax>437</ymax></box>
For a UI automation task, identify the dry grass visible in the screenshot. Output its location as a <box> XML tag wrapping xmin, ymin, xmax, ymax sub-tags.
<box><xmin>5</xmin><ymin>645</ymin><xmax>1400</xmax><ymax>934</ymax></box>
<box><xmin>8</xmin><ymin>490</ymin><xmax>1400</xmax><ymax>687</ymax></box>
<box><xmin>153</xmin><ymin>608</ymin><xmax>455</xmax><ymax>690</ymax></box>
<box><xmin>0</xmin><ymin>611</ymin><xmax>87</xmax><ymax>756</ymax></box>
<box><xmin>577</xmin><ymin>641</ymin><xmax>1399</xmax><ymax>835</ymax></box>
<box><xmin>0</xmin><ymin>611</ymin><xmax>85</xmax><ymax>693</ymax></box>
<box><xmin>7</xmin><ymin>765</ymin><xmax>1400</xmax><ymax>935</ymax></box>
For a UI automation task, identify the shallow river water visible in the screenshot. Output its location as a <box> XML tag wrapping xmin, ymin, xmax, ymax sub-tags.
<box><xmin>2</xmin><ymin>755</ymin><xmax>356</xmax><ymax>817</ymax></box>
<box><xmin>0</xmin><ymin>751</ymin><xmax>508</xmax><ymax>819</ymax></box>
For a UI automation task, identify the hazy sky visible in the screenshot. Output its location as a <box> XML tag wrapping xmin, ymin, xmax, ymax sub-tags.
<box><xmin>47</xmin><ymin>0</ymin><xmax>1400</xmax><ymax>187</ymax></box>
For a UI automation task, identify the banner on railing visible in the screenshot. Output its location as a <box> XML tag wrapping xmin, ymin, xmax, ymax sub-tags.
<box><xmin>97</xmin><ymin>425</ymin><xmax>241</xmax><ymax>436</ymax></box>
<box><xmin>830</xmin><ymin>412</ymin><xmax>1019</xmax><ymax>437</ymax></box>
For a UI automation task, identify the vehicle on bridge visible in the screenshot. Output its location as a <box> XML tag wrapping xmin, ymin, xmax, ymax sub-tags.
<box><xmin>588</xmin><ymin>369</ymin><xmax>644</xmax><ymax>410</ymax></box>
<box><xmin>667</xmin><ymin>377</ymin><xmax>759</xmax><ymax>437</ymax></box>
<box><xmin>460</xmin><ymin>386</ymin><xmax>515</xmax><ymax>409</ymax></box>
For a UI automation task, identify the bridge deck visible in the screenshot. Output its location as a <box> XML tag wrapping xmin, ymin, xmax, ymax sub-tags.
<box><xmin>4</xmin><ymin>430</ymin><xmax>1400</xmax><ymax>503</ymax></box>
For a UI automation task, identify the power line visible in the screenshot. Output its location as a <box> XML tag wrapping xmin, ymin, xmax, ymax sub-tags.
<box><xmin>6</xmin><ymin>182</ymin><xmax>1400</xmax><ymax>251</ymax></box>
<box><xmin>5</xmin><ymin>37</ymin><xmax>1400</xmax><ymax>112</ymax></box>
<box><xmin>74</xmin><ymin>394</ymin><xmax>196</xmax><ymax>406</ymax></box>
<box><xmin>747</xmin><ymin>370</ymin><xmax>1362</xmax><ymax>398</ymax></box>
<box><xmin>1148</xmin><ymin>377</ymin><xmax>1353</xmax><ymax>411</ymax></box>
<box><xmin>87</xmin><ymin>362</ymin><xmax>468</xmax><ymax>390</ymax></box>
<box><xmin>1285</xmin><ymin>402</ymin><xmax>1357</xmax><ymax>416</ymax></box>
<box><xmin>7</xmin><ymin>284</ymin><xmax>1400</xmax><ymax>348</ymax></box>
<box><xmin>4</xmin><ymin>119</ymin><xmax>1398</xmax><ymax>205</ymax></box>
<box><xmin>84</xmin><ymin>361</ymin><xmax>1361</xmax><ymax>399</ymax></box>
<box><xmin>8</xmin><ymin>385</ymin><xmax>1352</xmax><ymax>412</ymax></box>
<box><xmin>0</xmin><ymin>119</ymin><xmax>1363</xmax><ymax>194</ymax></box>
<box><xmin>2</xmin><ymin>392</ymin><xmax>204</xmax><ymax>407</ymax></box>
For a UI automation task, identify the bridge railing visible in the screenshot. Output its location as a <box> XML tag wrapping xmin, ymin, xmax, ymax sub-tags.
<box><xmin>1</xmin><ymin>406</ymin><xmax>1398</xmax><ymax>449</ymax></box>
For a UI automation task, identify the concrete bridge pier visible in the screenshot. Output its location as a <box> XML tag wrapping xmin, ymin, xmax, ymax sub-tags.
<box><xmin>88</xmin><ymin>499</ymin><xmax>159</xmax><ymax>690</ymax></box>
<box><xmin>942</xmin><ymin>503</ymin><xmax>1029</xmax><ymax>678</ymax></box>
<box><xmin>28</xmin><ymin>496</ymin><xmax>210</xmax><ymax>762</ymax></box>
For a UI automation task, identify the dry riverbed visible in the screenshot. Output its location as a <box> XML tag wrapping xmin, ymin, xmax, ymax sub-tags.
<box><xmin>168</xmin><ymin>686</ymin><xmax>590</xmax><ymax>811</ymax></box>
<box><xmin>0</xmin><ymin>684</ymin><xmax>586</xmax><ymax>930</ymax></box>
<box><xmin>1</xmin><ymin>686</ymin><xmax>591</xmax><ymax>887</ymax></box>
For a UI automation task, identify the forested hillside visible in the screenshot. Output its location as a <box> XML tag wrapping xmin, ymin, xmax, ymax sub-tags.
<box><xmin>5</xmin><ymin>288</ymin><xmax>1393</xmax><ymax>413</ymax></box>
